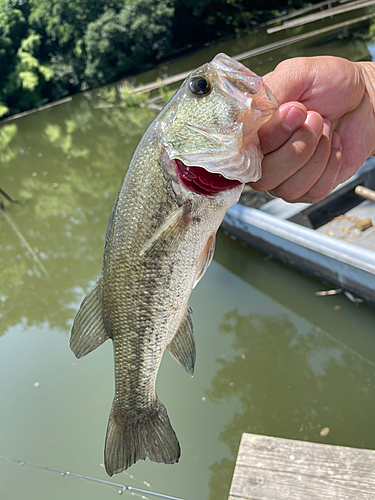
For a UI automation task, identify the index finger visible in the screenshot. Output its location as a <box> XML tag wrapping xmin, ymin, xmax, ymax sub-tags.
<box><xmin>259</xmin><ymin>102</ymin><xmax>307</xmax><ymax>155</ymax></box>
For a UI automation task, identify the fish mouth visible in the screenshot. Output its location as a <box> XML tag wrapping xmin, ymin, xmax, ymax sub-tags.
<box><xmin>175</xmin><ymin>159</ymin><xmax>242</xmax><ymax>196</ymax></box>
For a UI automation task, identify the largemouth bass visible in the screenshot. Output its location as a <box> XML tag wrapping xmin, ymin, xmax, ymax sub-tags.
<box><xmin>70</xmin><ymin>53</ymin><xmax>278</xmax><ymax>476</ymax></box>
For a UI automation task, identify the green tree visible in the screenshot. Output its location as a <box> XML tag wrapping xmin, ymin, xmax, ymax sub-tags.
<box><xmin>0</xmin><ymin>0</ymin><xmax>335</xmax><ymax>117</ymax></box>
<box><xmin>84</xmin><ymin>1</ymin><xmax>174</xmax><ymax>85</ymax></box>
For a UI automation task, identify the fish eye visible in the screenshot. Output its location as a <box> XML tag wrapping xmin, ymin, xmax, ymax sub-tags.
<box><xmin>188</xmin><ymin>76</ymin><xmax>212</xmax><ymax>96</ymax></box>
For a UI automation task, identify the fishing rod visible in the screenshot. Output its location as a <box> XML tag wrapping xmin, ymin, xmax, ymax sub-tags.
<box><xmin>0</xmin><ymin>456</ymin><xmax>186</xmax><ymax>500</ymax></box>
<box><xmin>0</xmin><ymin>186</ymin><xmax>17</xmax><ymax>209</ymax></box>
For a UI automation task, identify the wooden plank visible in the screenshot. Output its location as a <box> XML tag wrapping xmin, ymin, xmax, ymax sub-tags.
<box><xmin>229</xmin><ymin>467</ymin><xmax>375</xmax><ymax>499</ymax></box>
<box><xmin>229</xmin><ymin>433</ymin><xmax>375</xmax><ymax>499</ymax></box>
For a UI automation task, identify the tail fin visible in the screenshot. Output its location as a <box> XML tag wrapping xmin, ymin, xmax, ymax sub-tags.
<box><xmin>104</xmin><ymin>399</ymin><xmax>180</xmax><ymax>475</ymax></box>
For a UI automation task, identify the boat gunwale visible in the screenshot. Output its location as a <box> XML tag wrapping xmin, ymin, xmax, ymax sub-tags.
<box><xmin>225</xmin><ymin>203</ymin><xmax>375</xmax><ymax>275</ymax></box>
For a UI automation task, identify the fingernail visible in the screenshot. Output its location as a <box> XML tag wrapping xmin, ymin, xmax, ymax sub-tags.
<box><xmin>305</xmin><ymin>112</ymin><xmax>323</xmax><ymax>139</ymax></box>
<box><xmin>322</xmin><ymin>119</ymin><xmax>331</xmax><ymax>140</ymax></box>
<box><xmin>282</xmin><ymin>106</ymin><xmax>306</xmax><ymax>133</ymax></box>
<box><xmin>332</xmin><ymin>132</ymin><xmax>341</xmax><ymax>149</ymax></box>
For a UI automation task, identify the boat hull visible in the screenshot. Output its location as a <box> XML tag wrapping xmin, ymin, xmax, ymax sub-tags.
<box><xmin>222</xmin><ymin>203</ymin><xmax>375</xmax><ymax>305</ymax></box>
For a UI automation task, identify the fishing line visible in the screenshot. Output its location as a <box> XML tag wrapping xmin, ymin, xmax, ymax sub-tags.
<box><xmin>0</xmin><ymin>209</ymin><xmax>50</xmax><ymax>279</ymax></box>
<box><xmin>132</xmin><ymin>13</ymin><xmax>375</xmax><ymax>95</ymax></box>
<box><xmin>314</xmin><ymin>327</ymin><xmax>375</xmax><ymax>370</ymax></box>
<box><xmin>0</xmin><ymin>456</ymin><xmax>186</xmax><ymax>500</ymax></box>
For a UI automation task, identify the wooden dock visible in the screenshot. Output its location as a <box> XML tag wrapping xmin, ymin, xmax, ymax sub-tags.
<box><xmin>229</xmin><ymin>433</ymin><xmax>375</xmax><ymax>499</ymax></box>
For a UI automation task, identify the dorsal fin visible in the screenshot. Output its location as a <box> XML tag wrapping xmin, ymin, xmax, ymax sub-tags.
<box><xmin>167</xmin><ymin>307</ymin><xmax>195</xmax><ymax>376</ymax></box>
<box><xmin>70</xmin><ymin>275</ymin><xmax>110</xmax><ymax>358</ymax></box>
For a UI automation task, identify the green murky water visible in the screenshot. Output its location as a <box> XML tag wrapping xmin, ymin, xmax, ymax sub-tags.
<box><xmin>2</xmin><ymin>10</ymin><xmax>375</xmax><ymax>500</ymax></box>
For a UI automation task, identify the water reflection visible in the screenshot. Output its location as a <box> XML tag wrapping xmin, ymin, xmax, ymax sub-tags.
<box><xmin>0</xmin><ymin>124</ymin><xmax>18</xmax><ymax>163</ymax></box>
<box><xmin>0</xmin><ymin>96</ymin><xmax>156</xmax><ymax>337</ymax></box>
<box><xmin>1</xmin><ymin>17</ymin><xmax>375</xmax><ymax>500</ymax></box>
<box><xmin>207</xmin><ymin>274</ymin><xmax>375</xmax><ymax>499</ymax></box>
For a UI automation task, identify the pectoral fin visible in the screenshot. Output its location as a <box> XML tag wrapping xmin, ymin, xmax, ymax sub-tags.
<box><xmin>167</xmin><ymin>307</ymin><xmax>196</xmax><ymax>376</ymax></box>
<box><xmin>70</xmin><ymin>275</ymin><xmax>110</xmax><ymax>358</ymax></box>
<box><xmin>193</xmin><ymin>233</ymin><xmax>215</xmax><ymax>289</ymax></box>
<box><xmin>140</xmin><ymin>201</ymin><xmax>192</xmax><ymax>257</ymax></box>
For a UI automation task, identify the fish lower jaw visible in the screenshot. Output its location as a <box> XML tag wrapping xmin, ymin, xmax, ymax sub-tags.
<box><xmin>175</xmin><ymin>159</ymin><xmax>242</xmax><ymax>196</ymax></box>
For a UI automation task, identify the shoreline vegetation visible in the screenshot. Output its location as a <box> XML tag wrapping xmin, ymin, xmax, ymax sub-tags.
<box><xmin>0</xmin><ymin>0</ymin><xmax>326</xmax><ymax>120</ymax></box>
<box><xmin>0</xmin><ymin>0</ymin><xmax>371</xmax><ymax>120</ymax></box>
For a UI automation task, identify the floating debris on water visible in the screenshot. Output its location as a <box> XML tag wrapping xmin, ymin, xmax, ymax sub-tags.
<box><xmin>320</xmin><ymin>427</ymin><xmax>330</xmax><ymax>437</ymax></box>
<box><xmin>315</xmin><ymin>288</ymin><xmax>342</xmax><ymax>296</ymax></box>
<box><xmin>344</xmin><ymin>291</ymin><xmax>364</xmax><ymax>304</ymax></box>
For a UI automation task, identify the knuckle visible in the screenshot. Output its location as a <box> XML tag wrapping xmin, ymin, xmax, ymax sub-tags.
<box><xmin>250</xmin><ymin>179</ymin><xmax>271</xmax><ymax>192</ymax></box>
<box><xmin>290</xmin><ymin>140</ymin><xmax>310</xmax><ymax>160</ymax></box>
<box><xmin>272</xmin><ymin>185</ymin><xmax>299</xmax><ymax>203</ymax></box>
<box><xmin>298</xmin><ymin>193</ymin><xmax>319</xmax><ymax>204</ymax></box>
<box><xmin>260</xmin><ymin>135</ymin><xmax>277</xmax><ymax>155</ymax></box>
<box><xmin>305</xmin><ymin>183</ymin><xmax>331</xmax><ymax>203</ymax></box>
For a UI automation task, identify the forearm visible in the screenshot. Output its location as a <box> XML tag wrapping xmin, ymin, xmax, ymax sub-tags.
<box><xmin>356</xmin><ymin>62</ymin><xmax>375</xmax><ymax>106</ymax></box>
<box><xmin>356</xmin><ymin>62</ymin><xmax>375</xmax><ymax>156</ymax></box>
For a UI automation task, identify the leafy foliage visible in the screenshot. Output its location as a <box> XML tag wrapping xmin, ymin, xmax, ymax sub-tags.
<box><xmin>0</xmin><ymin>0</ymin><xmax>320</xmax><ymax>117</ymax></box>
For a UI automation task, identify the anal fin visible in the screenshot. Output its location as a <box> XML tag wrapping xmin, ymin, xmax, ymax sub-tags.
<box><xmin>167</xmin><ymin>307</ymin><xmax>196</xmax><ymax>376</ymax></box>
<box><xmin>70</xmin><ymin>275</ymin><xmax>110</xmax><ymax>358</ymax></box>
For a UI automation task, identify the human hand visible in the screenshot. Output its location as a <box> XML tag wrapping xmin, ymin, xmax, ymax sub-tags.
<box><xmin>252</xmin><ymin>56</ymin><xmax>375</xmax><ymax>203</ymax></box>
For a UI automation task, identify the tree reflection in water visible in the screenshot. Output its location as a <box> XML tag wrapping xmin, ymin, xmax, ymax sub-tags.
<box><xmin>207</xmin><ymin>308</ymin><xmax>375</xmax><ymax>500</ymax></box>
<box><xmin>0</xmin><ymin>91</ymin><xmax>155</xmax><ymax>339</ymax></box>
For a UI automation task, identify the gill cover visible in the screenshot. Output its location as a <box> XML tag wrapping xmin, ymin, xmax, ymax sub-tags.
<box><xmin>160</xmin><ymin>53</ymin><xmax>279</xmax><ymax>183</ymax></box>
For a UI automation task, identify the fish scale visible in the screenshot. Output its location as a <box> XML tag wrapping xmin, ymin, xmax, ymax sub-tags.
<box><xmin>70</xmin><ymin>53</ymin><xmax>278</xmax><ymax>476</ymax></box>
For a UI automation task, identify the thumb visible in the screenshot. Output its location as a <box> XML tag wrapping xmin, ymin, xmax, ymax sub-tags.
<box><xmin>264</xmin><ymin>56</ymin><xmax>365</xmax><ymax>121</ymax></box>
<box><xmin>263</xmin><ymin>58</ymin><xmax>314</xmax><ymax>103</ymax></box>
